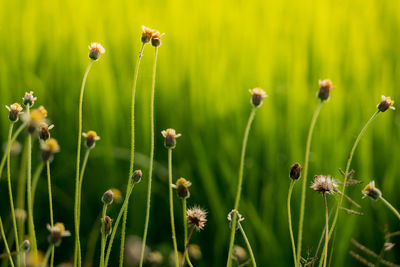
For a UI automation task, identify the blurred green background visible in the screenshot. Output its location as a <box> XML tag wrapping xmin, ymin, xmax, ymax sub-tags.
<box><xmin>1</xmin><ymin>0</ymin><xmax>400</xmax><ymax>266</ymax></box>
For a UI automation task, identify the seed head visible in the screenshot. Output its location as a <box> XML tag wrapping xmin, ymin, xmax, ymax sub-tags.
<box><xmin>310</xmin><ymin>175</ymin><xmax>337</xmax><ymax>194</ymax></box>
<box><xmin>186</xmin><ymin>206</ymin><xmax>207</xmax><ymax>231</ymax></box>
<box><xmin>102</xmin><ymin>189</ymin><xmax>114</xmax><ymax>205</ymax></box>
<box><xmin>227</xmin><ymin>209</ymin><xmax>244</xmax><ymax>230</ymax></box>
<box><xmin>40</xmin><ymin>138</ymin><xmax>60</xmax><ymax>161</ymax></box>
<box><xmin>289</xmin><ymin>162</ymin><xmax>302</xmax><ymax>180</ymax></box>
<box><xmin>248</xmin><ymin>88</ymin><xmax>267</xmax><ymax>107</ymax></box>
<box><xmin>21</xmin><ymin>240</ymin><xmax>31</xmax><ymax>252</ymax></box>
<box><xmin>377</xmin><ymin>95</ymin><xmax>395</xmax><ymax>112</ymax></box>
<box><xmin>82</xmin><ymin>130</ymin><xmax>100</xmax><ymax>149</ymax></box>
<box><xmin>132</xmin><ymin>169</ymin><xmax>143</xmax><ymax>183</ymax></box>
<box><xmin>38</xmin><ymin>122</ymin><xmax>54</xmax><ymax>141</ymax></box>
<box><xmin>362</xmin><ymin>181</ymin><xmax>382</xmax><ymax>200</ymax></box>
<box><xmin>172</xmin><ymin>177</ymin><xmax>192</xmax><ymax>199</ymax></box>
<box><xmin>47</xmin><ymin>222</ymin><xmax>71</xmax><ymax>246</ymax></box>
<box><xmin>317</xmin><ymin>79</ymin><xmax>334</xmax><ymax>101</ymax></box>
<box><xmin>5</xmin><ymin>103</ymin><xmax>23</xmax><ymax>122</ymax></box>
<box><xmin>88</xmin><ymin>42</ymin><xmax>105</xmax><ymax>61</ymax></box>
<box><xmin>102</xmin><ymin>216</ymin><xmax>113</xmax><ymax>236</ymax></box>
<box><xmin>22</xmin><ymin>91</ymin><xmax>37</xmax><ymax>107</ymax></box>
<box><xmin>161</xmin><ymin>128</ymin><xmax>181</xmax><ymax>149</ymax></box>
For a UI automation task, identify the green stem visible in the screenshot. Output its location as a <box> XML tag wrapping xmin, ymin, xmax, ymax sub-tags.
<box><xmin>6</xmin><ymin>122</ymin><xmax>20</xmax><ymax>265</ymax></box>
<box><xmin>227</xmin><ymin>107</ymin><xmax>257</xmax><ymax>267</ymax></box>
<box><xmin>0</xmin><ymin>122</ymin><xmax>27</xmax><ymax>180</ymax></box>
<box><xmin>182</xmin><ymin>199</ymin><xmax>194</xmax><ymax>267</ymax></box>
<box><xmin>16</xmin><ymin>138</ymin><xmax>28</xmax><ymax>245</ymax></box>
<box><xmin>380</xmin><ymin>196</ymin><xmax>400</xmax><ymax>221</ymax></box>
<box><xmin>322</xmin><ymin>194</ymin><xmax>328</xmax><ymax>267</ymax></box>
<box><xmin>287</xmin><ymin>180</ymin><xmax>297</xmax><ymax>266</ymax></box>
<box><xmin>77</xmin><ymin>149</ymin><xmax>91</xmax><ymax>230</ymax></box>
<box><xmin>138</xmin><ymin>46</ymin><xmax>158</xmax><ymax>267</ymax></box>
<box><xmin>104</xmin><ymin>183</ymin><xmax>136</xmax><ymax>267</ymax></box>
<box><xmin>238</xmin><ymin>223</ymin><xmax>257</xmax><ymax>267</ymax></box>
<box><xmin>40</xmin><ymin>245</ymin><xmax>53</xmax><ymax>267</ymax></box>
<box><xmin>0</xmin><ymin>217</ymin><xmax>15</xmax><ymax>267</ymax></box>
<box><xmin>319</xmin><ymin>111</ymin><xmax>380</xmax><ymax>267</ymax></box>
<box><xmin>46</xmin><ymin>161</ymin><xmax>55</xmax><ymax>267</ymax></box>
<box><xmin>168</xmin><ymin>148</ymin><xmax>179</xmax><ymax>267</ymax></box>
<box><xmin>100</xmin><ymin>204</ymin><xmax>108</xmax><ymax>267</ymax></box>
<box><xmin>296</xmin><ymin>101</ymin><xmax>323</xmax><ymax>264</ymax></box>
<box><xmin>181</xmin><ymin>226</ymin><xmax>195</xmax><ymax>267</ymax></box>
<box><xmin>74</xmin><ymin>61</ymin><xmax>93</xmax><ymax>267</ymax></box>
<box><xmin>32</xmin><ymin>162</ymin><xmax>45</xmax><ymax>206</ymax></box>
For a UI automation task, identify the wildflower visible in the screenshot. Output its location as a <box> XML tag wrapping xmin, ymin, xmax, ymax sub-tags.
<box><xmin>248</xmin><ymin>88</ymin><xmax>267</xmax><ymax>107</ymax></box>
<box><xmin>47</xmin><ymin>222</ymin><xmax>71</xmax><ymax>246</ymax></box>
<box><xmin>289</xmin><ymin>162</ymin><xmax>302</xmax><ymax>180</ymax></box>
<box><xmin>171</xmin><ymin>177</ymin><xmax>191</xmax><ymax>199</ymax></box>
<box><xmin>110</xmin><ymin>188</ymin><xmax>123</xmax><ymax>203</ymax></box>
<box><xmin>26</xmin><ymin>106</ymin><xmax>48</xmax><ymax>133</ymax></box>
<box><xmin>22</xmin><ymin>91</ymin><xmax>37</xmax><ymax>107</ymax></box>
<box><xmin>161</xmin><ymin>128</ymin><xmax>181</xmax><ymax>149</ymax></box>
<box><xmin>40</xmin><ymin>138</ymin><xmax>60</xmax><ymax>161</ymax></box>
<box><xmin>131</xmin><ymin>169</ymin><xmax>143</xmax><ymax>183</ymax></box>
<box><xmin>227</xmin><ymin>209</ymin><xmax>244</xmax><ymax>230</ymax></box>
<box><xmin>38</xmin><ymin>122</ymin><xmax>54</xmax><ymax>141</ymax></box>
<box><xmin>21</xmin><ymin>239</ymin><xmax>31</xmax><ymax>252</ymax></box>
<box><xmin>377</xmin><ymin>95</ymin><xmax>395</xmax><ymax>112</ymax></box>
<box><xmin>151</xmin><ymin>30</ymin><xmax>165</xmax><ymax>47</ymax></box>
<box><xmin>362</xmin><ymin>181</ymin><xmax>382</xmax><ymax>200</ymax></box>
<box><xmin>317</xmin><ymin>79</ymin><xmax>334</xmax><ymax>101</ymax></box>
<box><xmin>88</xmin><ymin>42</ymin><xmax>105</xmax><ymax>61</ymax></box>
<box><xmin>26</xmin><ymin>251</ymin><xmax>44</xmax><ymax>267</ymax></box>
<box><xmin>82</xmin><ymin>130</ymin><xmax>100</xmax><ymax>149</ymax></box>
<box><xmin>102</xmin><ymin>216</ymin><xmax>113</xmax><ymax>236</ymax></box>
<box><xmin>102</xmin><ymin>189</ymin><xmax>114</xmax><ymax>205</ymax></box>
<box><xmin>5</xmin><ymin>103</ymin><xmax>23</xmax><ymax>122</ymax></box>
<box><xmin>310</xmin><ymin>175</ymin><xmax>337</xmax><ymax>194</ymax></box>
<box><xmin>187</xmin><ymin>206</ymin><xmax>207</xmax><ymax>231</ymax></box>
<box><xmin>141</xmin><ymin>26</ymin><xmax>156</xmax><ymax>43</ymax></box>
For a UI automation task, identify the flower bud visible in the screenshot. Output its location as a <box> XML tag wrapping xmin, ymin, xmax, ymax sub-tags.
<box><xmin>317</xmin><ymin>79</ymin><xmax>334</xmax><ymax>101</ymax></box>
<box><xmin>40</xmin><ymin>138</ymin><xmax>60</xmax><ymax>162</ymax></box>
<box><xmin>82</xmin><ymin>131</ymin><xmax>100</xmax><ymax>149</ymax></box>
<box><xmin>172</xmin><ymin>177</ymin><xmax>191</xmax><ymax>199</ymax></box>
<box><xmin>248</xmin><ymin>88</ymin><xmax>267</xmax><ymax>107</ymax></box>
<box><xmin>161</xmin><ymin>128</ymin><xmax>181</xmax><ymax>149</ymax></box>
<box><xmin>289</xmin><ymin>163</ymin><xmax>302</xmax><ymax>180</ymax></box>
<box><xmin>102</xmin><ymin>190</ymin><xmax>114</xmax><ymax>205</ymax></box>
<box><xmin>102</xmin><ymin>216</ymin><xmax>113</xmax><ymax>236</ymax></box>
<box><xmin>150</xmin><ymin>31</ymin><xmax>164</xmax><ymax>47</ymax></box>
<box><xmin>47</xmin><ymin>222</ymin><xmax>71</xmax><ymax>246</ymax></box>
<box><xmin>377</xmin><ymin>95</ymin><xmax>395</xmax><ymax>112</ymax></box>
<box><xmin>5</xmin><ymin>103</ymin><xmax>23</xmax><ymax>122</ymax></box>
<box><xmin>132</xmin><ymin>169</ymin><xmax>143</xmax><ymax>183</ymax></box>
<box><xmin>38</xmin><ymin>122</ymin><xmax>54</xmax><ymax>141</ymax></box>
<box><xmin>362</xmin><ymin>181</ymin><xmax>382</xmax><ymax>200</ymax></box>
<box><xmin>88</xmin><ymin>42</ymin><xmax>105</xmax><ymax>61</ymax></box>
<box><xmin>22</xmin><ymin>91</ymin><xmax>37</xmax><ymax>107</ymax></box>
<box><xmin>141</xmin><ymin>26</ymin><xmax>155</xmax><ymax>43</ymax></box>
<box><xmin>21</xmin><ymin>240</ymin><xmax>31</xmax><ymax>252</ymax></box>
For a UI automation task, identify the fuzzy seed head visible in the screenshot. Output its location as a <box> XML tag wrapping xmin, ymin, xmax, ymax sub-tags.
<box><xmin>173</xmin><ymin>177</ymin><xmax>192</xmax><ymax>199</ymax></box>
<box><xmin>47</xmin><ymin>222</ymin><xmax>71</xmax><ymax>246</ymax></box>
<box><xmin>161</xmin><ymin>128</ymin><xmax>181</xmax><ymax>149</ymax></box>
<box><xmin>22</xmin><ymin>91</ymin><xmax>37</xmax><ymax>106</ymax></box>
<box><xmin>362</xmin><ymin>181</ymin><xmax>382</xmax><ymax>200</ymax></box>
<box><xmin>186</xmin><ymin>206</ymin><xmax>207</xmax><ymax>231</ymax></box>
<box><xmin>317</xmin><ymin>79</ymin><xmax>334</xmax><ymax>101</ymax></box>
<box><xmin>88</xmin><ymin>42</ymin><xmax>105</xmax><ymax>60</ymax></box>
<box><xmin>310</xmin><ymin>175</ymin><xmax>337</xmax><ymax>194</ymax></box>
<box><xmin>132</xmin><ymin>169</ymin><xmax>143</xmax><ymax>183</ymax></box>
<box><xmin>227</xmin><ymin>209</ymin><xmax>244</xmax><ymax>230</ymax></box>
<box><xmin>5</xmin><ymin>103</ymin><xmax>23</xmax><ymax>122</ymax></box>
<box><xmin>82</xmin><ymin>130</ymin><xmax>100</xmax><ymax>148</ymax></box>
<box><xmin>248</xmin><ymin>88</ymin><xmax>267</xmax><ymax>107</ymax></box>
<box><xmin>102</xmin><ymin>189</ymin><xmax>114</xmax><ymax>205</ymax></box>
<box><xmin>377</xmin><ymin>95</ymin><xmax>395</xmax><ymax>112</ymax></box>
<box><xmin>289</xmin><ymin>162</ymin><xmax>302</xmax><ymax>180</ymax></box>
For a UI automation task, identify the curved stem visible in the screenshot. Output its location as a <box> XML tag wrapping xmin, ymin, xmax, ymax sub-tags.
<box><xmin>181</xmin><ymin>226</ymin><xmax>195</xmax><ymax>267</ymax></box>
<box><xmin>296</xmin><ymin>101</ymin><xmax>323</xmax><ymax>264</ymax></box>
<box><xmin>182</xmin><ymin>199</ymin><xmax>194</xmax><ymax>267</ymax></box>
<box><xmin>322</xmin><ymin>194</ymin><xmax>328</xmax><ymax>267</ymax></box>
<box><xmin>77</xmin><ymin>149</ymin><xmax>91</xmax><ymax>230</ymax></box>
<box><xmin>40</xmin><ymin>245</ymin><xmax>53</xmax><ymax>267</ymax></box>
<box><xmin>46</xmin><ymin>161</ymin><xmax>55</xmax><ymax>267</ymax></box>
<box><xmin>287</xmin><ymin>180</ymin><xmax>297</xmax><ymax>266</ymax></box>
<box><xmin>0</xmin><ymin>217</ymin><xmax>15</xmax><ymax>267</ymax></box>
<box><xmin>168</xmin><ymin>149</ymin><xmax>179</xmax><ymax>267</ymax></box>
<box><xmin>380</xmin><ymin>196</ymin><xmax>400</xmax><ymax>221</ymax></box>
<box><xmin>227</xmin><ymin>107</ymin><xmax>257</xmax><ymax>267</ymax></box>
<box><xmin>238</xmin><ymin>223</ymin><xmax>257</xmax><ymax>267</ymax></box>
<box><xmin>74</xmin><ymin>61</ymin><xmax>93</xmax><ymax>267</ymax></box>
<box><xmin>100</xmin><ymin>204</ymin><xmax>108</xmax><ymax>267</ymax></box>
<box><xmin>32</xmin><ymin>162</ymin><xmax>45</xmax><ymax>206</ymax></box>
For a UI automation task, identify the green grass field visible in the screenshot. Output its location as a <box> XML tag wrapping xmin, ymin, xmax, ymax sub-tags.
<box><xmin>1</xmin><ymin>0</ymin><xmax>400</xmax><ymax>266</ymax></box>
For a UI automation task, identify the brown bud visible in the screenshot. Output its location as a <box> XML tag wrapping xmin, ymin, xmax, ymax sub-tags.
<box><xmin>289</xmin><ymin>163</ymin><xmax>302</xmax><ymax>180</ymax></box>
<box><xmin>317</xmin><ymin>79</ymin><xmax>334</xmax><ymax>101</ymax></box>
<box><xmin>102</xmin><ymin>216</ymin><xmax>113</xmax><ymax>236</ymax></box>
<box><xmin>132</xmin><ymin>169</ymin><xmax>143</xmax><ymax>183</ymax></box>
<box><xmin>102</xmin><ymin>190</ymin><xmax>114</xmax><ymax>205</ymax></box>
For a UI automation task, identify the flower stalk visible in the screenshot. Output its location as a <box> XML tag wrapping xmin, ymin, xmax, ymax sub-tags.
<box><xmin>168</xmin><ymin>148</ymin><xmax>179</xmax><ymax>267</ymax></box>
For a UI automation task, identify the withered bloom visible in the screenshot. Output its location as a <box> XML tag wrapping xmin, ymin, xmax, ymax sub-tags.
<box><xmin>310</xmin><ymin>175</ymin><xmax>337</xmax><ymax>194</ymax></box>
<box><xmin>187</xmin><ymin>206</ymin><xmax>207</xmax><ymax>231</ymax></box>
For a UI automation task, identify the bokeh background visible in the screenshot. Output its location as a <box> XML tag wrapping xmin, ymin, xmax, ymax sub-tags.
<box><xmin>1</xmin><ymin>0</ymin><xmax>400</xmax><ymax>266</ymax></box>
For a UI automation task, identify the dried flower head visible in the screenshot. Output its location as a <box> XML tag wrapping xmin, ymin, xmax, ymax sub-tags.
<box><xmin>88</xmin><ymin>42</ymin><xmax>105</xmax><ymax>61</ymax></box>
<box><xmin>82</xmin><ymin>130</ymin><xmax>100</xmax><ymax>148</ymax></box>
<box><xmin>289</xmin><ymin>162</ymin><xmax>302</xmax><ymax>180</ymax></box>
<box><xmin>47</xmin><ymin>222</ymin><xmax>71</xmax><ymax>246</ymax></box>
<box><xmin>186</xmin><ymin>206</ymin><xmax>207</xmax><ymax>231</ymax></box>
<box><xmin>38</xmin><ymin>122</ymin><xmax>54</xmax><ymax>141</ymax></box>
<box><xmin>317</xmin><ymin>79</ymin><xmax>334</xmax><ymax>101</ymax></box>
<box><xmin>110</xmin><ymin>188</ymin><xmax>123</xmax><ymax>203</ymax></box>
<box><xmin>249</xmin><ymin>88</ymin><xmax>267</xmax><ymax>107</ymax></box>
<box><xmin>102</xmin><ymin>216</ymin><xmax>113</xmax><ymax>236</ymax></box>
<box><xmin>227</xmin><ymin>209</ymin><xmax>245</xmax><ymax>230</ymax></box>
<box><xmin>141</xmin><ymin>26</ymin><xmax>156</xmax><ymax>43</ymax></box>
<box><xmin>132</xmin><ymin>169</ymin><xmax>143</xmax><ymax>183</ymax></box>
<box><xmin>22</xmin><ymin>91</ymin><xmax>37</xmax><ymax>106</ymax></box>
<box><xmin>161</xmin><ymin>128</ymin><xmax>181</xmax><ymax>149</ymax></box>
<box><xmin>150</xmin><ymin>30</ymin><xmax>165</xmax><ymax>47</ymax></box>
<box><xmin>102</xmin><ymin>189</ymin><xmax>114</xmax><ymax>205</ymax></box>
<box><xmin>310</xmin><ymin>175</ymin><xmax>337</xmax><ymax>194</ymax></box>
<box><xmin>377</xmin><ymin>95</ymin><xmax>395</xmax><ymax>112</ymax></box>
<box><xmin>21</xmin><ymin>239</ymin><xmax>31</xmax><ymax>252</ymax></box>
<box><xmin>5</xmin><ymin>103</ymin><xmax>23</xmax><ymax>122</ymax></box>
<box><xmin>40</xmin><ymin>138</ymin><xmax>60</xmax><ymax>161</ymax></box>
<box><xmin>362</xmin><ymin>181</ymin><xmax>382</xmax><ymax>200</ymax></box>
<box><xmin>171</xmin><ymin>177</ymin><xmax>192</xmax><ymax>199</ymax></box>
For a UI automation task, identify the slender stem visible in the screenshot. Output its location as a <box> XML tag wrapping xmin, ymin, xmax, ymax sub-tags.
<box><xmin>287</xmin><ymin>180</ymin><xmax>297</xmax><ymax>266</ymax></box>
<box><xmin>77</xmin><ymin>149</ymin><xmax>91</xmax><ymax>230</ymax></box>
<box><xmin>320</xmin><ymin>111</ymin><xmax>380</xmax><ymax>265</ymax></box>
<box><xmin>238</xmin><ymin>223</ymin><xmax>257</xmax><ymax>267</ymax></box>
<box><xmin>296</xmin><ymin>101</ymin><xmax>323</xmax><ymax>264</ymax></box>
<box><xmin>104</xmin><ymin>183</ymin><xmax>136</xmax><ymax>267</ymax></box>
<box><xmin>32</xmin><ymin>162</ymin><xmax>45</xmax><ymax>206</ymax></box>
<box><xmin>380</xmin><ymin>196</ymin><xmax>400</xmax><ymax>221</ymax></box>
<box><xmin>0</xmin><ymin>122</ymin><xmax>27</xmax><ymax>180</ymax></box>
<box><xmin>0</xmin><ymin>217</ymin><xmax>15</xmax><ymax>267</ymax></box>
<box><xmin>16</xmin><ymin>138</ymin><xmax>28</xmax><ymax>245</ymax></box>
<box><xmin>40</xmin><ymin>245</ymin><xmax>53</xmax><ymax>267</ymax></box>
<box><xmin>46</xmin><ymin>161</ymin><xmax>55</xmax><ymax>267</ymax></box>
<box><xmin>6</xmin><ymin>122</ymin><xmax>20</xmax><ymax>265</ymax></box>
<box><xmin>322</xmin><ymin>194</ymin><xmax>329</xmax><ymax>267</ymax></box>
<box><xmin>74</xmin><ymin>61</ymin><xmax>93</xmax><ymax>267</ymax></box>
<box><xmin>100</xmin><ymin>204</ymin><xmax>108</xmax><ymax>267</ymax></box>
<box><xmin>182</xmin><ymin>199</ymin><xmax>194</xmax><ymax>267</ymax></box>
<box><xmin>227</xmin><ymin>107</ymin><xmax>257</xmax><ymax>267</ymax></box>
<box><xmin>168</xmin><ymin>148</ymin><xmax>179</xmax><ymax>267</ymax></box>
<box><xmin>181</xmin><ymin>226</ymin><xmax>195</xmax><ymax>267</ymax></box>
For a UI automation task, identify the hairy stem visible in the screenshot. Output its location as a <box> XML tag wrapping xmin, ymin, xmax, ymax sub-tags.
<box><xmin>168</xmin><ymin>148</ymin><xmax>179</xmax><ymax>267</ymax></box>
<box><xmin>239</xmin><ymin>223</ymin><xmax>257</xmax><ymax>267</ymax></box>
<box><xmin>182</xmin><ymin>198</ymin><xmax>194</xmax><ymax>267</ymax></box>
<box><xmin>287</xmin><ymin>180</ymin><xmax>297</xmax><ymax>266</ymax></box>
<box><xmin>380</xmin><ymin>196</ymin><xmax>400</xmax><ymax>221</ymax></box>
<box><xmin>322</xmin><ymin>194</ymin><xmax>329</xmax><ymax>267</ymax></box>
<box><xmin>46</xmin><ymin>161</ymin><xmax>55</xmax><ymax>267</ymax></box>
<box><xmin>0</xmin><ymin>217</ymin><xmax>15</xmax><ymax>267</ymax></box>
<box><xmin>32</xmin><ymin>162</ymin><xmax>45</xmax><ymax>206</ymax></box>
<box><xmin>100</xmin><ymin>204</ymin><xmax>108</xmax><ymax>267</ymax></box>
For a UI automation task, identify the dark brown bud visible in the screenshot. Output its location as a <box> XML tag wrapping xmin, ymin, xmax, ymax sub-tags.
<box><xmin>102</xmin><ymin>216</ymin><xmax>113</xmax><ymax>236</ymax></box>
<box><xmin>161</xmin><ymin>129</ymin><xmax>181</xmax><ymax>149</ymax></box>
<box><xmin>151</xmin><ymin>37</ymin><xmax>161</xmax><ymax>47</ymax></box>
<box><xmin>317</xmin><ymin>79</ymin><xmax>334</xmax><ymax>101</ymax></box>
<box><xmin>38</xmin><ymin>123</ymin><xmax>53</xmax><ymax>141</ymax></box>
<box><xmin>248</xmin><ymin>88</ymin><xmax>267</xmax><ymax>108</ymax></box>
<box><xmin>102</xmin><ymin>190</ymin><xmax>114</xmax><ymax>205</ymax></box>
<box><xmin>289</xmin><ymin>163</ymin><xmax>302</xmax><ymax>180</ymax></box>
<box><xmin>377</xmin><ymin>95</ymin><xmax>395</xmax><ymax>112</ymax></box>
<box><xmin>132</xmin><ymin>169</ymin><xmax>143</xmax><ymax>183</ymax></box>
<box><xmin>174</xmin><ymin>178</ymin><xmax>191</xmax><ymax>199</ymax></box>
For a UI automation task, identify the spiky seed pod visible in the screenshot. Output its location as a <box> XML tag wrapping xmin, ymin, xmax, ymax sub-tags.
<box><xmin>5</xmin><ymin>103</ymin><xmax>23</xmax><ymax>122</ymax></box>
<box><xmin>248</xmin><ymin>88</ymin><xmax>267</xmax><ymax>107</ymax></box>
<box><xmin>102</xmin><ymin>190</ymin><xmax>114</xmax><ymax>205</ymax></box>
<box><xmin>47</xmin><ymin>222</ymin><xmax>71</xmax><ymax>246</ymax></box>
<box><xmin>317</xmin><ymin>79</ymin><xmax>334</xmax><ymax>101</ymax></box>
<box><xmin>172</xmin><ymin>177</ymin><xmax>192</xmax><ymax>199</ymax></box>
<box><xmin>362</xmin><ymin>181</ymin><xmax>382</xmax><ymax>200</ymax></box>
<box><xmin>161</xmin><ymin>128</ymin><xmax>181</xmax><ymax>149</ymax></box>
<box><xmin>377</xmin><ymin>95</ymin><xmax>395</xmax><ymax>112</ymax></box>
<box><xmin>88</xmin><ymin>42</ymin><xmax>105</xmax><ymax>61</ymax></box>
<box><xmin>187</xmin><ymin>206</ymin><xmax>207</xmax><ymax>231</ymax></box>
<box><xmin>227</xmin><ymin>209</ymin><xmax>245</xmax><ymax>230</ymax></box>
<box><xmin>310</xmin><ymin>175</ymin><xmax>337</xmax><ymax>194</ymax></box>
<box><xmin>22</xmin><ymin>91</ymin><xmax>37</xmax><ymax>107</ymax></box>
<box><xmin>132</xmin><ymin>169</ymin><xmax>143</xmax><ymax>183</ymax></box>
